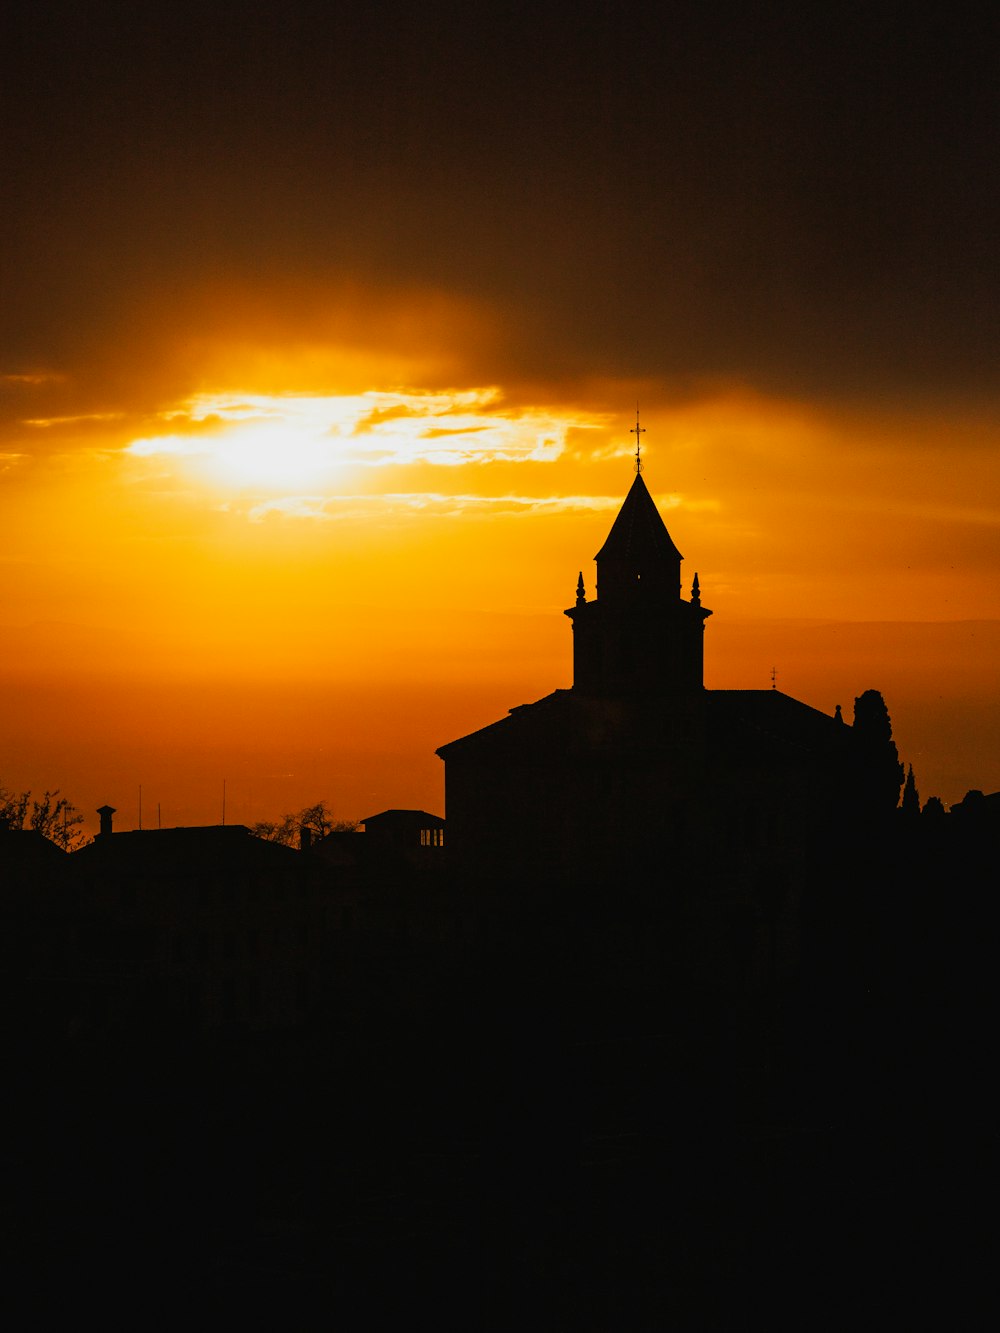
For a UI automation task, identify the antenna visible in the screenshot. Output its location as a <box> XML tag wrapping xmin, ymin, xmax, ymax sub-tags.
<box><xmin>631</xmin><ymin>404</ymin><xmax>645</xmax><ymax>474</ymax></box>
<box><xmin>771</xmin><ymin>666</ymin><xmax>777</xmax><ymax>691</ymax></box>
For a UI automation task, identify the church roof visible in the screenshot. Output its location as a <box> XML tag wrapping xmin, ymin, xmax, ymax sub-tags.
<box><xmin>436</xmin><ymin>688</ymin><xmax>847</xmax><ymax>761</ymax></box>
<box><xmin>706</xmin><ymin>690</ymin><xmax>846</xmax><ymax>752</ymax></box>
<box><xmin>436</xmin><ymin>691</ymin><xmax>570</xmax><ymax>758</ymax></box>
<box><xmin>595</xmin><ymin>472</ymin><xmax>683</xmax><ymax>565</ymax></box>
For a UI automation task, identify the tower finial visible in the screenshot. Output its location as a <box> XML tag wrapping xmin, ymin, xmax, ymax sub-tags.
<box><xmin>576</xmin><ymin>571</ymin><xmax>586</xmax><ymax>606</ymax></box>
<box><xmin>631</xmin><ymin>404</ymin><xmax>645</xmax><ymax>474</ymax></box>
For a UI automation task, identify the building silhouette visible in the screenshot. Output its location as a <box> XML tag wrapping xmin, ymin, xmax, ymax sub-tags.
<box><xmin>438</xmin><ymin>467</ymin><xmax>901</xmax><ymax>988</ymax></box>
<box><xmin>67</xmin><ymin>818</ymin><xmax>336</xmax><ymax>1033</ymax></box>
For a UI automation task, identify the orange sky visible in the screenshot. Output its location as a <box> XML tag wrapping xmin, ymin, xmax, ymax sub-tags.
<box><xmin>3</xmin><ymin>329</ymin><xmax>998</xmax><ymax>831</ymax></box>
<box><xmin>2</xmin><ymin>5</ymin><xmax>998</xmax><ymax>832</ymax></box>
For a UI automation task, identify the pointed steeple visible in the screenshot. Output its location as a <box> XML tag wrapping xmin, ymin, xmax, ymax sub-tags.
<box><xmin>595</xmin><ymin>472</ymin><xmax>683</xmax><ymax>602</ymax></box>
<box><xmin>565</xmin><ymin>465</ymin><xmax>711</xmax><ymax>697</ymax></box>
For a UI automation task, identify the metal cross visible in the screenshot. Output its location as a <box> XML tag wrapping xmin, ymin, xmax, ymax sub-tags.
<box><xmin>631</xmin><ymin>407</ymin><xmax>645</xmax><ymax>473</ymax></box>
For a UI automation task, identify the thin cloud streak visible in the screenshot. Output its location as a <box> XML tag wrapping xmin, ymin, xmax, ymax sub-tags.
<box><xmin>245</xmin><ymin>492</ymin><xmax>634</xmax><ymax>523</ymax></box>
<box><xmin>24</xmin><ymin>413</ymin><xmax>126</xmax><ymax>428</ymax></box>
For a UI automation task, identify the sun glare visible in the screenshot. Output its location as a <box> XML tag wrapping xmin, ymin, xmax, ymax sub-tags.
<box><xmin>123</xmin><ymin>389</ymin><xmax>605</xmax><ymax>494</ymax></box>
<box><xmin>205</xmin><ymin>421</ymin><xmax>336</xmax><ymax>487</ymax></box>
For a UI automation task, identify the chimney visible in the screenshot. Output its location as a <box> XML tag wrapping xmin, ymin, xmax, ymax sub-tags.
<box><xmin>97</xmin><ymin>805</ymin><xmax>116</xmax><ymax>838</ymax></box>
<box><xmin>299</xmin><ymin>825</ymin><xmax>313</xmax><ymax>852</ymax></box>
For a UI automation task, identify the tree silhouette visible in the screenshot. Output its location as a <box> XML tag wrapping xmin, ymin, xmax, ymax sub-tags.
<box><xmin>901</xmin><ymin>764</ymin><xmax>920</xmax><ymax>817</ymax></box>
<box><xmin>852</xmin><ymin>689</ymin><xmax>905</xmax><ymax>812</ymax></box>
<box><xmin>251</xmin><ymin>800</ymin><xmax>356</xmax><ymax>845</ymax></box>
<box><xmin>0</xmin><ymin>783</ymin><xmax>86</xmax><ymax>850</ymax></box>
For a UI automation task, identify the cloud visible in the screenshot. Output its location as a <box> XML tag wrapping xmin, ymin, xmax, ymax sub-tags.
<box><xmin>122</xmin><ymin>388</ymin><xmax>607</xmax><ymax>485</ymax></box>
<box><xmin>23</xmin><ymin>413</ymin><xmax>125</xmax><ymax>428</ymax></box>
<box><xmin>1</xmin><ymin>373</ymin><xmax>66</xmax><ymax>387</ymax></box>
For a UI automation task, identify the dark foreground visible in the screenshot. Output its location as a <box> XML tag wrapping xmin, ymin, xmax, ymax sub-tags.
<box><xmin>4</xmin><ymin>943</ymin><xmax>986</xmax><ymax>1331</ymax></box>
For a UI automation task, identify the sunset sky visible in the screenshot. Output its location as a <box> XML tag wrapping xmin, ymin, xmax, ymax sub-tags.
<box><xmin>2</xmin><ymin>1</ymin><xmax>998</xmax><ymax>833</ymax></box>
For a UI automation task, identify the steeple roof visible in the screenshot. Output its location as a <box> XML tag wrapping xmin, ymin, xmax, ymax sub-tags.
<box><xmin>596</xmin><ymin>472</ymin><xmax>683</xmax><ymax>566</ymax></box>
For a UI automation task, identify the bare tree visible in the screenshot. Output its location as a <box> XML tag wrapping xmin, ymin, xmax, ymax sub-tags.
<box><xmin>0</xmin><ymin>783</ymin><xmax>87</xmax><ymax>851</ymax></box>
<box><xmin>251</xmin><ymin>800</ymin><xmax>356</xmax><ymax>845</ymax></box>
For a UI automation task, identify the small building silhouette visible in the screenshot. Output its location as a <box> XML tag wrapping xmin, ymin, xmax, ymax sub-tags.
<box><xmin>67</xmin><ymin>821</ymin><xmax>339</xmax><ymax>1033</ymax></box>
<box><xmin>361</xmin><ymin>809</ymin><xmax>445</xmax><ymax>852</ymax></box>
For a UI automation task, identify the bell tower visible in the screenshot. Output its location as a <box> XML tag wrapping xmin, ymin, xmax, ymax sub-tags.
<box><xmin>564</xmin><ymin>425</ymin><xmax>711</xmax><ymax>696</ymax></box>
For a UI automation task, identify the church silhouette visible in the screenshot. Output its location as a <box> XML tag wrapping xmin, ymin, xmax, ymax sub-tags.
<box><xmin>438</xmin><ymin>455</ymin><xmax>902</xmax><ymax>989</ymax></box>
